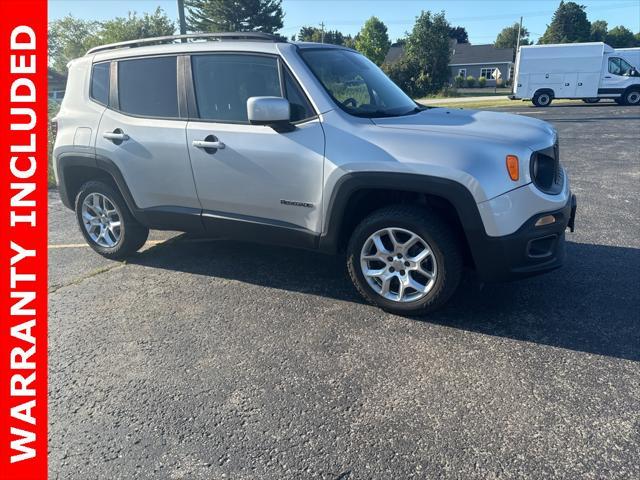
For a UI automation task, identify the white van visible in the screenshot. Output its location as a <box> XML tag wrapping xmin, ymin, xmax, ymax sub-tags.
<box><xmin>511</xmin><ymin>42</ymin><xmax>640</xmax><ymax>106</ymax></box>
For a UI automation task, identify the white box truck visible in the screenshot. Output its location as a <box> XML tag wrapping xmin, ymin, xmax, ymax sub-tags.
<box><xmin>511</xmin><ymin>42</ymin><xmax>640</xmax><ymax>107</ymax></box>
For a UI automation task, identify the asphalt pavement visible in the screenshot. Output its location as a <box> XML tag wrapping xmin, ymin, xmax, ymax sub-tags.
<box><xmin>49</xmin><ymin>103</ymin><xmax>640</xmax><ymax>479</ymax></box>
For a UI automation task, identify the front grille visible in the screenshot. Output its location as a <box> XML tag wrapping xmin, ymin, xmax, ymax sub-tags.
<box><xmin>530</xmin><ymin>142</ymin><xmax>563</xmax><ymax>194</ymax></box>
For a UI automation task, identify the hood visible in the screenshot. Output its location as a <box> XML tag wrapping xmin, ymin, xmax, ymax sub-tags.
<box><xmin>371</xmin><ymin>107</ymin><xmax>556</xmax><ymax>151</ymax></box>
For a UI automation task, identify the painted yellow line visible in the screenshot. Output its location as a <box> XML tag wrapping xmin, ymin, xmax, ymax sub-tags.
<box><xmin>48</xmin><ymin>239</ymin><xmax>166</xmax><ymax>249</ymax></box>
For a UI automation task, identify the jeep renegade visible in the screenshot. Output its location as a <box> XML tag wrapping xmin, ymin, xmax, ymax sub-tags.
<box><xmin>53</xmin><ymin>33</ymin><xmax>577</xmax><ymax>315</ymax></box>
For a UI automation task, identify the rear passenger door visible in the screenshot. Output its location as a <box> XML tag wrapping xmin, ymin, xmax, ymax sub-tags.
<box><xmin>185</xmin><ymin>53</ymin><xmax>325</xmax><ymax>236</ymax></box>
<box><xmin>95</xmin><ymin>55</ymin><xmax>200</xmax><ymax>211</ymax></box>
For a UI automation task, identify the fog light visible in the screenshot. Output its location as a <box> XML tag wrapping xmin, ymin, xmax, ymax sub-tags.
<box><xmin>535</xmin><ymin>215</ymin><xmax>556</xmax><ymax>227</ymax></box>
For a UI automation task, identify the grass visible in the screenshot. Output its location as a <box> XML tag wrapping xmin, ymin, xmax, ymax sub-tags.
<box><xmin>417</xmin><ymin>98</ymin><xmax>586</xmax><ymax>110</ymax></box>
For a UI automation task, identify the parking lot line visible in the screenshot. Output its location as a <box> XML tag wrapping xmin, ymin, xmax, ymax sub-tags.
<box><xmin>48</xmin><ymin>240</ymin><xmax>167</xmax><ymax>249</ymax></box>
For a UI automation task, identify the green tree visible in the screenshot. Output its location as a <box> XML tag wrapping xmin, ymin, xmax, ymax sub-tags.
<box><xmin>605</xmin><ymin>25</ymin><xmax>636</xmax><ymax>48</ymax></box>
<box><xmin>355</xmin><ymin>16</ymin><xmax>391</xmax><ymax>65</ymax></box>
<box><xmin>635</xmin><ymin>32</ymin><xmax>640</xmax><ymax>46</ymax></box>
<box><xmin>48</xmin><ymin>16</ymin><xmax>100</xmax><ymax>74</ymax></box>
<box><xmin>590</xmin><ymin>20</ymin><xmax>608</xmax><ymax>42</ymax></box>
<box><xmin>98</xmin><ymin>8</ymin><xmax>174</xmax><ymax>45</ymax></box>
<box><xmin>48</xmin><ymin>9</ymin><xmax>175</xmax><ymax>74</ymax></box>
<box><xmin>404</xmin><ymin>11</ymin><xmax>452</xmax><ymax>96</ymax></box>
<box><xmin>186</xmin><ymin>0</ymin><xmax>283</xmax><ymax>33</ymax></box>
<box><xmin>448</xmin><ymin>26</ymin><xmax>469</xmax><ymax>44</ymax></box>
<box><xmin>494</xmin><ymin>23</ymin><xmax>531</xmax><ymax>50</ymax></box>
<box><xmin>382</xmin><ymin>57</ymin><xmax>421</xmax><ymax>97</ymax></box>
<box><xmin>296</xmin><ymin>26</ymin><xmax>351</xmax><ymax>46</ymax></box>
<box><xmin>539</xmin><ymin>1</ymin><xmax>591</xmax><ymax>44</ymax></box>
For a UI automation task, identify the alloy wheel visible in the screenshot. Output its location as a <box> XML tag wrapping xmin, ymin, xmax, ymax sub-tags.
<box><xmin>81</xmin><ymin>192</ymin><xmax>122</xmax><ymax>248</ymax></box>
<box><xmin>360</xmin><ymin>227</ymin><xmax>437</xmax><ymax>303</ymax></box>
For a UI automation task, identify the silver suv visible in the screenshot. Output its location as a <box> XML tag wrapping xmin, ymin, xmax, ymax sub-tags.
<box><xmin>53</xmin><ymin>33</ymin><xmax>577</xmax><ymax>315</ymax></box>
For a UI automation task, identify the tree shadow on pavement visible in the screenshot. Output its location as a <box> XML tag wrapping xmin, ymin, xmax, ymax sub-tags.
<box><xmin>131</xmin><ymin>239</ymin><xmax>640</xmax><ymax>361</ymax></box>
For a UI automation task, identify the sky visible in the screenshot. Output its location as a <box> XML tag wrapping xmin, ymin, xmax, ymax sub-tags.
<box><xmin>48</xmin><ymin>0</ymin><xmax>640</xmax><ymax>45</ymax></box>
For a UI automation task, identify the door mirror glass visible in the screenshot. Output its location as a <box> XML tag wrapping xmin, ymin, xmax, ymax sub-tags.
<box><xmin>247</xmin><ymin>97</ymin><xmax>293</xmax><ymax>131</ymax></box>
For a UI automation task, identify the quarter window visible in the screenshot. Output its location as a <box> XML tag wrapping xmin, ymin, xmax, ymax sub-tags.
<box><xmin>118</xmin><ymin>56</ymin><xmax>179</xmax><ymax>117</ymax></box>
<box><xmin>90</xmin><ymin>62</ymin><xmax>110</xmax><ymax>106</ymax></box>
<box><xmin>192</xmin><ymin>54</ymin><xmax>281</xmax><ymax>122</ymax></box>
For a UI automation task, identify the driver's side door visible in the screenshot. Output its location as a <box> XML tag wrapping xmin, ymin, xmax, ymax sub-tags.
<box><xmin>601</xmin><ymin>56</ymin><xmax>632</xmax><ymax>92</ymax></box>
<box><xmin>185</xmin><ymin>54</ymin><xmax>325</xmax><ymax>240</ymax></box>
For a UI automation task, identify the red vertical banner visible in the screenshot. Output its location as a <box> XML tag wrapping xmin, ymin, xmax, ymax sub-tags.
<box><xmin>0</xmin><ymin>1</ymin><xmax>48</xmax><ymax>479</ymax></box>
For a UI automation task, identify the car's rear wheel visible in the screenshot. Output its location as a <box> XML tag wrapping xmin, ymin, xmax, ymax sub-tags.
<box><xmin>532</xmin><ymin>91</ymin><xmax>553</xmax><ymax>107</ymax></box>
<box><xmin>75</xmin><ymin>181</ymin><xmax>149</xmax><ymax>259</ymax></box>
<box><xmin>347</xmin><ymin>205</ymin><xmax>463</xmax><ymax>315</ymax></box>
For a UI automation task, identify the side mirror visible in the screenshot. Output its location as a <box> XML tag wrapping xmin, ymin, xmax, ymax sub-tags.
<box><xmin>247</xmin><ymin>97</ymin><xmax>294</xmax><ymax>132</ymax></box>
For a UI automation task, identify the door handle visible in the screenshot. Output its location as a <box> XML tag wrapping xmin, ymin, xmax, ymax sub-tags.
<box><xmin>604</xmin><ymin>76</ymin><xmax>612</xmax><ymax>79</ymax></box>
<box><xmin>103</xmin><ymin>129</ymin><xmax>129</xmax><ymax>144</ymax></box>
<box><xmin>193</xmin><ymin>140</ymin><xmax>226</xmax><ymax>150</ymax></box>
<box><xmin>192</xmin><ymin>134</ymin><xmax>225</xmax><ymax>154</ymax></box>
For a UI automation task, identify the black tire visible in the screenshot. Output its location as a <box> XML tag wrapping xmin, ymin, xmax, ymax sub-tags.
<box><xmin>532</xmin><ymin>91</ymin><xmax>553</xmax><ymax>107</ymax></box>
<box><xmin>75</xmin><ymin>180</ymin><xmax>149</xmax><ymax>259</ymax></box>
<box><xmin>622</xmin><ymin>89</ymin><xmax>640</xmax><ymax>106</ymax></box>
<box><xmin>346</xmin><ymin>205</ymin><xmax>463</xmax><ymax>315</ymax></box>
<box><xmin>582</xmin><ymin>98</ymin><xmax>600</xmax><ymax>103</ymax></box>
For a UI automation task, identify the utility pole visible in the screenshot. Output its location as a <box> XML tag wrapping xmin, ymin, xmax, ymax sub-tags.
<box><xmin>177</xmin><ymin>0</ymin><xmax>187</xmax><ymax>41</ymax></box>
<box><xmin>320</xmin><ymin>21</ymin><xmax>325</xmax><ymax>43</ymax></box>
<box><xmin>513</xmin><ymin>16</ymin><xmax>523</xmax><ymax>94</ymax></box>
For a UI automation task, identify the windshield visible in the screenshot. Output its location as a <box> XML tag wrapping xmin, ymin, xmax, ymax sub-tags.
<box><xmin>299</xmin><ymin>48</ymin><xmax>420</xmax><ymax>118</ymax></box>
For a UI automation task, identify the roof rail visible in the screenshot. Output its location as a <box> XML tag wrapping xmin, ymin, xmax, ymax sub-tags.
<box><xmin>86</xmin><ymin>32</ymin><xmax>285</xmax><ymax>55</ymax></box>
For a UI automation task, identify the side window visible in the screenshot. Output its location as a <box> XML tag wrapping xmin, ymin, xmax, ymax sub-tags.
<box><xmin>608</xmin><ymin>58</ymin><xmax>622</xmax><ymax>75</ymax></box>
<box><xmin>90</xmin><ymin>62</ymin><xmax>110</xmax><ymax>106</ymax></box>
<box><xmin>192</xmin><ymin>54</ymin><xmax>281</xmax><ymax>122</ymax></box>
<box><xmin>118</xmin><ymin>56</ymin><xmax>178</xmax><ymax>117</ymax></box>
<box><xmin>283</xmin><ymin>69</ymin><xmax>315</xmax><ymax>122</ymax></box>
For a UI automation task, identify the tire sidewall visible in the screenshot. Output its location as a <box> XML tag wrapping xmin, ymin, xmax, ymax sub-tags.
<box><xmin>534</xmin><ymin>92</ymin><xmax>552</xmax><ymax>107</ymax></box>
<box><xmin>347</xmin><ymin>211</ymin><xmax>457</xmax><ymax>314</ymax></box>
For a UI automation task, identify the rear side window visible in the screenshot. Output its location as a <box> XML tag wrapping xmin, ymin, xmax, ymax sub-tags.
<box><xmin>192</xmin><ymin>54</ymin><xmax>281</xmax><ymax>122</ymax></box>
<box><xmin>284</xmin><ymin>69</ymin><xmax>315</xmax><ymax>122</ymax></box>
<box><xmin>118</xmin><ymin>56</ymin><xmax>178</xmax><ymax>117</ymax></box>
<box><xmin>90</xmin><ymin>62</ymin><xmax>110</xmax><ymax>105</ymax></box>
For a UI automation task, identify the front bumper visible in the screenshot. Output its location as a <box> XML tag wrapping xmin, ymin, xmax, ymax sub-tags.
<box><xmin>472</xmin><ymin>194</ymin><xmax>577</xmax><ymax>282</ymax></box>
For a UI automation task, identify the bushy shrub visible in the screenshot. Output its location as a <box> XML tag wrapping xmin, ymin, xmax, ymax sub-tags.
<box><xmin>48</xmin><ymin>101</ymin><xmax>60</xmax><ymax>187</ymax></box>
<box><xmin>453</xmin><ymin>75</ymin><xmax>465</xmax><ymax>88</ymax></box>
<box><xmin>465</xmin><ymin>75</ymin><xmax>476</xmax><ymax>88</ymax></box>
<box><xmin>478</xmin><ymin>76</ymin><xmax>487</xmax><ymax>88</ymax></box>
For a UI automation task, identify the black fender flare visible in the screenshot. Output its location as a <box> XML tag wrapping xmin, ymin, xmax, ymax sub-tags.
<box><xmin>317</xmin><ymin>172</ymin><xmax>488</xmax><ymax>259</ymax></box>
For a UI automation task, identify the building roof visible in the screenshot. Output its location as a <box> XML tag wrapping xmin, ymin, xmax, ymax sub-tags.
<box><xmin>384</xmin><ymin>41</ymin><xmax>514</xmax><ymax>67</ymax></box>
<box><xmin>450</xmin><ymin>44</ymin><xmax>514</xmax><ymax>65</ymax></box>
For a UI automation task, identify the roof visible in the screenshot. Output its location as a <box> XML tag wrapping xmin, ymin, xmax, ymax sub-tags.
<box><xmin>450</xmin><ymin>44</ymin><xmax>514</xmax><ymax>65</ymax></box>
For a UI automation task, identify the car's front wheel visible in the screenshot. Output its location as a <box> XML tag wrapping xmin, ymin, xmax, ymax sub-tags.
<box><xmin>347</xmin><ymin>205</ymin><xmax>463</xmax><ymax>315</ymax></box>
<box><xmin>75</xmin><ymin>181</ymin><xmax>149</xmax><ymax>259</ymax></box>
<box><xmin>622</xmin><ymin>89</ymin><xmax>640</xmax><ymax>106</ymax></box>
